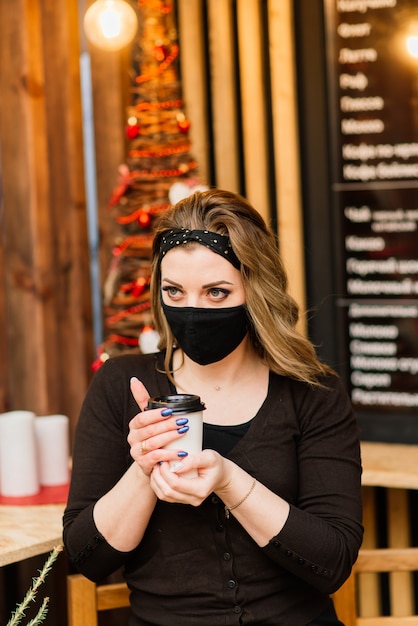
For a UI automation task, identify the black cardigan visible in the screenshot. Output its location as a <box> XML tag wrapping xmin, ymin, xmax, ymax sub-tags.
<box><xmin>63</xmin><ymin>352</ymin><xmax>363</xmax><ymax>626</ymax></box>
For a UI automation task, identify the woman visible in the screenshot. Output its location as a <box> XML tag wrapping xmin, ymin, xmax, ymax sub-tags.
<box><xmin>63</xmin><ymin>188</ymin><xmax>363</xmax><ymax>625</ymax></box>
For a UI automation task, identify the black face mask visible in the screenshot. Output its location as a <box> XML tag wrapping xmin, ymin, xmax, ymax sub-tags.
<box><xmin>161</xmin><ymin>302</ymin><xmax>249</xmax><ymax>365</ymax></box>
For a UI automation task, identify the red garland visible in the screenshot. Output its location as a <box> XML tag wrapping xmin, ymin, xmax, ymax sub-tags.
<box><xmin>135</xmin><ymin>44</ymin><xmax>179</xmax><ymax>84</ymax></box>
<box><xmin>106</xmin><ymin>301</ymin><xmax>152</xmax><ymax>325</ymax></box>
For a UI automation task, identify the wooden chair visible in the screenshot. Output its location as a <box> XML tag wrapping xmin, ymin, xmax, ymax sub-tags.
<box><xmin>67</xmin><ymin>573</ymin><xmax>130</xmax><ymax>626</ymax></box>
<box><xmin>333</xmin><ymin>547</ymin><xmax>418</xmax><ymax>626</ymax></box>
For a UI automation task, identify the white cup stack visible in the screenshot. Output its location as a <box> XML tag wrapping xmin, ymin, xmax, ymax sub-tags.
<box><xmin>0</xmin><ymin>410</ymin><xmax>70</xmax><ymax>498</ymax></box>
<box><xmin>34</xmin><ymin>414</ymin><xmax>70</xmax><ymax>486</ymax></box>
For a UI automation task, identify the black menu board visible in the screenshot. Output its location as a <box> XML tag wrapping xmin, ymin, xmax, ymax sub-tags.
<box><xmin>324</xmin><ymin>0</ymin><xmax>418</xmax><ymax>441</ymax></box>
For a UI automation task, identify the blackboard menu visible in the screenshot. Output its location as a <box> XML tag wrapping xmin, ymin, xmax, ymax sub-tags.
<box><xmin>324</xmin><ymin>0</ymin><xmax>418</xmax><ymax>440</ymax></box>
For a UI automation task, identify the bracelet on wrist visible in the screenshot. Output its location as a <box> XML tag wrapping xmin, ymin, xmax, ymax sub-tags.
<box><xmin>224</xmin><ymin>478</ymin><xmax>257</xmax><ymax>519</ymax></box>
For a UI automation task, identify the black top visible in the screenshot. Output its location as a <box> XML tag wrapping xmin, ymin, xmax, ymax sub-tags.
<box><xmin>204</xmin><ymin>420</ymin><xmax>252</xmax><ymax>456</ymax></box>
<box><xmin>63</xmin><ymin>352</ymin><xmax>363</xmax><ymax>625</ymax></box>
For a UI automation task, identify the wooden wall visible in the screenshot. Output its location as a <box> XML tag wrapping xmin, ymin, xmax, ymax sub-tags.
<box><xmin>177</xmin><ymin>0</ymin><xmax>306</xmax><ymax>325</ymax></box>
<box><xmin>0</xmin><ymin>0</ymin><xmax>305</xmax><ymax>436</ymax></box>
<box><xmin>88</xmin><ymin>0</ymin><xmax>306</xmax><ymax>338</ymax></box>
<box><xmin>0</xmin><ymin>2</ymin><xmax>93</xmax><ymax>623</ymax></box>
<box><xmin>0</xmin><ymin>0</ymin><xmax>93</xmax><ymax>433</ymax></box>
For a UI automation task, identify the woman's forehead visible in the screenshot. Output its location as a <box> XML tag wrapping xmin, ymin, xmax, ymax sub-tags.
<box><xmin>160</xmin><ymin>244</ymin><xmax>241</xmax><ymax>281</ymax></box>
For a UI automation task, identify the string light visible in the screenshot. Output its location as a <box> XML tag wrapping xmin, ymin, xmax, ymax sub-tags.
<box><xmin>84</xmin><ymin>0</ymin><xmax>138</xmax><ymax>51</ymax></box>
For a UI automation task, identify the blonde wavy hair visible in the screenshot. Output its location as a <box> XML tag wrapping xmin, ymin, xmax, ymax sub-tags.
<box><xmin>151</xmin><ymin>188</ymin><xmax>333</xmax><ymax>385</ymax></box>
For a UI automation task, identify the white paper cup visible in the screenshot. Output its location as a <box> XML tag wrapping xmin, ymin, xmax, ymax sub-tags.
<box><xmin>35</xmin><ymin>414</ymin><xmax>70</xmax><ymax>485</ymax></box>
<box><xmin>147</xmin><ymin>394</ymin><xmax>205</xmax><ymax>478</ymax></box>
<box><xmin>0</xmin><ymin>410</ymin><xmax>40</xmax><ymax>497</ymax></box>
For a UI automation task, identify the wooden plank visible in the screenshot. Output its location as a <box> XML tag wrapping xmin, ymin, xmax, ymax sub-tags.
<box><xmin>96</xmin><ymin>582</ymin><xmax>130</xmax><ymax>610</ymax></box>
<box><xmin>268</xmin><ymin>0</ymin><xmax>306</xmax><ymax>328</ymax></box>
<box><xmin>88</xmin><ymin>47</ymin><xmax>126</xmax><ymax>289</ymax></box>
<box><xmin>67</xmin><ymin>574</ymin><xmax>98</xmax><ymax>626</ymax></box>
<box><xmin>359</xmin><ymin>486</ymin><xmax>380</xmax><ymax>617</ymax></box>
<box><xmin>387</xmin><ymin>489</ymin><xmax>413</xmax><ymax>616</ymax></box>
<box><xmin>66</xmin><ymin>0</ymin><xmax>96</xmax><ymax>424</ymax></box>
<box><xmin>357</xmin><ymin>547</ymin><xmax>418</xmax><ymax>572</ymax></box>
<box><xmin>40</xmin><ymin>0</ymin><xmax>93</xmax><ymax>428</ymax></box>
<box><xmin>357</xmin><ymin>619</ymin><xmax>418</xmax><ymax>625</ymax></box>
<box><xmin>236</xmin><ymin>0</ymin><xmax>270</xmax><ymax>220</ymax></box>
<box><xmin>332</xmin><ymin>574</ymin><xmax>357</xmax><ymax>626</ymax></box>
<box><xmin>207</xmin><ymin>0</ymin><xmax>240</xmax><ymax>192</ymax></box>
<box><xmin>177</xmin><ymin>0</ymin><xmax>210</xmax><ymax>185</ymax></box>
<box><xmin>361</xmin><ymin>442</ymin><xmax>418</xmax><ymax>490</ymax></box>
<box><xmin>0</xmin><ymin>228</ymin><xmax>9</xmax><ymax>412</ymax></box>
<box><xmin>0</xmin><ymin>0</ymin><xmax>55</xmax><ymax>414</ymax></box>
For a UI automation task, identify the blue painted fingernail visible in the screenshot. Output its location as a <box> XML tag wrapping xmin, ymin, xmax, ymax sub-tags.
<box><xmin>177</xmin><ymin>451</ymin><xmax>188</xmax><ymax>458</ymax></box>
<box><xmin>161</xmin><ymin>408</ymin><xmax>173</xmax><ymax>416</ymax></box>
<box><xmin>175</xmin><ymin>417</ymin><xmax>188</xmax><ymax>426</ymax></box>
<box><xmin>177</xmin><ymin>425</ymin><xmax>189</xmax><ymax>434</ymax></box>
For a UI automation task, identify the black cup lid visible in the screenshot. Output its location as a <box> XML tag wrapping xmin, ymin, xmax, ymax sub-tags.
<box><xmin>147</xmin><ymin>394</ymin><xmax>206</xmax><ymax>414</ymax></box>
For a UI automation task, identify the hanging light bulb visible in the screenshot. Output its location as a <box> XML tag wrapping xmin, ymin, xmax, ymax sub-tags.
<box><xmin>406</xmin><ymin>34</ymin><xmax>418</xmax><ymax>60</ymax></box>
<box><xmin>84</xmin><ymin>0</ymin><xmax>138</xmax><ymax>51</ymax></box>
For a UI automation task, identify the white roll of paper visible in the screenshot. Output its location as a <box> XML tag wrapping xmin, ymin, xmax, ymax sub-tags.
<box><xmin>0</xmin><ymin>410</ymin><xmax>40</xmax><ymax>497</ymax></box>
<box><xmin>34</xmin><ymin>414</ymin><xmax>70</xmax><ymax>486</ymax></box>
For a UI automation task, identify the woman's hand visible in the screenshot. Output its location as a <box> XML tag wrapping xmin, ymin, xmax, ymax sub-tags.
<box><xmin>150</xmin><ymin>449</ymin><xmax>233</xmax><ymax>507</ymax></box>
<box><xmin>128</xmin><ymin>377</ymin><xmax>191</xmax><ymax>476</ymax></box>
<box><xmin>128</xmin><ymin>378</ymin><xmax>235</xmax><ymax>507</ymax></box>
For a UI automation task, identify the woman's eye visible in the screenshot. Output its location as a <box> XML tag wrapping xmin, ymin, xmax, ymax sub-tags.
<box><xmin>162</xmin><ymin>286</ymin><xmax>180</xmax><ymax>298</ymax></box>
<box><xmin>208</xmin><ymin>288</ymin><xmax>230</xmax><ymax>300</ymax></box>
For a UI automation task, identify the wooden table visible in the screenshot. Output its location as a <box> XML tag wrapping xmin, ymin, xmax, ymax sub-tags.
<box><xmin>0</xmin><ymin>503</ymin><xmax>65</xmax><ymax>567</ymax></box>
<box><xmin>361</xmin><ymin>441</ymin><xmax>418</xmax><ymax>489</ymax></box>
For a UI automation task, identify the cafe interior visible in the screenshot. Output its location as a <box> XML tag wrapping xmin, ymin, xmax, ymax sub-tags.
<box><xmin>1</xmin><ymin>0</ymin><xmax>418</xmax><ymax>624</ymax></box>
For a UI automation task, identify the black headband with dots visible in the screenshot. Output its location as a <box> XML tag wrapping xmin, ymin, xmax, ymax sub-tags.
<box><xmin>158</xmin><ymin>229</ymin><xmax>241</xmax><ymax>269</ymax></box>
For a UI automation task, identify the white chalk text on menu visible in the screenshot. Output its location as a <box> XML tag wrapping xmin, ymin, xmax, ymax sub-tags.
<box><xmin>327</xmin><ymin>0</ymin><xmax>418</xmax><ymax>417</ymax></box>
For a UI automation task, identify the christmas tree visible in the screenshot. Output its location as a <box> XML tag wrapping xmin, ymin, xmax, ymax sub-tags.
<box><xmin>93</xmin><ymin>0</ymin><xmax>206</xmax><ymax>370</ymax></box>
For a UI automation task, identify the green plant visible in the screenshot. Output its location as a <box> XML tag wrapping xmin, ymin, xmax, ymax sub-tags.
<box><xmin>6</xmin><ymin>545</ymin><xmax>63</xmax><ymax>626</ymax></box>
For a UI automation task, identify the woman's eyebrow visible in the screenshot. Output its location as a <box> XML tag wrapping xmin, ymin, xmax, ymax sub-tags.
<box><xmin>162</xmin><ymin>278</ymin><xmax>234</xmax><ymax>289</ymax></box>
<box><xmin>202</xmin><ymin>280</ymin><xmax>234</xmax><ymax>288</ymax></box>
<box><xmin>161</xmin><ymin>278</ymin><xmax>182</xmax><ymax>287</ymax></box>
